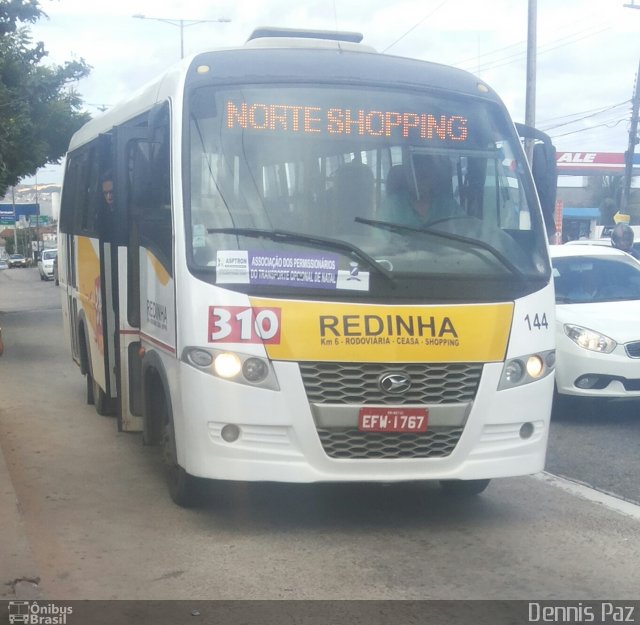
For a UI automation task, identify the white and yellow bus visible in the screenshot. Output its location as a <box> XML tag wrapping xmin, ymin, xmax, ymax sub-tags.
<box><xmin>59</xmin><ymin>28</ymin><xmax>557</xmax><ymax>506</ymax></box>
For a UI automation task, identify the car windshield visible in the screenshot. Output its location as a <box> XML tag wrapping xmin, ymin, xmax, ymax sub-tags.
<box><xmin>42</xmin><ymin>250</ymin><xmax>57</xmax><ymax>261</ymax></box>
<box><xmin>186</xmin><ymin>84</ymin><xmax>549</xmax><ymax>297</ymax></box>
<box><xmin>552</xmin><ymin>254</ymin><xmax>640</xmax><ymax>303</ymax></box>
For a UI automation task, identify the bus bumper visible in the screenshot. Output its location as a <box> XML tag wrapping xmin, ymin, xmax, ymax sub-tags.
<box><xmin>176</xmin><ymin>361</ymin><xmax>554</xmax><ymax>483</ymax></box>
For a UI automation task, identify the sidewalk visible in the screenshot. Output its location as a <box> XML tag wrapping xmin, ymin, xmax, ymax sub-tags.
<box><xmin>0</xmin><ymin>430</ymin><xmax>41</xmax><ymax>599</ymax></box>
<box><xmin>0</xmin><ymin>305</ymin><xmax>41</xmax><ymax>599</ymax></box>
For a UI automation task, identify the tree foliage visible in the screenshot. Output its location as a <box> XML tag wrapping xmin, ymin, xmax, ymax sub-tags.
<box><xmin>0</xmin><ymin>0</ymin><xmax>91</xmax><ymax>196</ymax></box>
<box><xmin>4</xmin><ymin>226</ymin><xmax>35</xmax><ymax>256</ymax></box>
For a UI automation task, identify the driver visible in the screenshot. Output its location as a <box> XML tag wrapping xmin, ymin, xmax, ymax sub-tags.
<box><xmin>380</xmin><ymin>155</ymin><xmax>461</xmax><ymax>227</ymax></box>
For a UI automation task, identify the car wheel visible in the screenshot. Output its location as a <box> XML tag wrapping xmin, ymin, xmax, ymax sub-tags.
<box><xmin>439</xmin><ymin>479</ymin><xmax>491</xmax><ymax>496</ymax></box>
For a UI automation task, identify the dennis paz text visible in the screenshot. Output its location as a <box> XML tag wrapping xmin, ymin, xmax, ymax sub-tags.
<box><xmin>529</xmin><ymin>602</ymin><xmax>635</xmax><ymax>623</ymax></box>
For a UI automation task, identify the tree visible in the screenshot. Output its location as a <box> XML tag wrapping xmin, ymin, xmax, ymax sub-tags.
<box><xmin>4</xmin><ymin>226</ymin><xmax>34</xmax><ymax>256</ymax></box>
<box><xmin>0</xmin><ymin>0</ymin><xmax>91</xmax><ymax>197</ymax></box>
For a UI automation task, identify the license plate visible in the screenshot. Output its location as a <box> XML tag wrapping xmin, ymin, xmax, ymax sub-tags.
<box><xmin>358</xmin><ymin>408</ymin><xmax>428</xmax><ymax>433</ymax></box>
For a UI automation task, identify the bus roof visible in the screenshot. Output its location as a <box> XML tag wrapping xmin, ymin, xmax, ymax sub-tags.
<box><xmin>67</xmin><ymin>29</ymin><xmax>499</xmax><ymax>151</ymax></box>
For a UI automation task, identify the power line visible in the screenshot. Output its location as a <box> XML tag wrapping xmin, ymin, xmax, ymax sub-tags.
<box><xmin>453</xmin><ymin>8</ymin><xmax>606</xmax><ymax>68</ymax></box>
<box><xmin>382</xmin><ymin>0</ymin><xmax>449</xmax><ymax>53</ymax></box>
<box><xmin>549</xmin><ymin>117</ymin><xmax>628</xmax><ymax>139</ymax></box>
<box><xmin>459</xmin><ymin>24</ymin><xmax>610</xmax><ymax>74</ymax></box>
<box><xmin>540</xmin><ymin>101</ymin><xmax>631</xmax><ymax>132</ymax></box>
<box><xmin>538</xmin><ymin>100</ymin><xmax>630</xmax><ymax>125</ymax></box>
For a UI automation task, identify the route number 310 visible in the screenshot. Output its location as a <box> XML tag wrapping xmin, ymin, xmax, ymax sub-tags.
<box><xmin>208</xmin><ymin>306</ymin><xmax>282</xmax><ymax>344</ymax></box>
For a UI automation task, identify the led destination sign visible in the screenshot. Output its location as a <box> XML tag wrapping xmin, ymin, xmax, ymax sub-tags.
<box><xmin>226</xmin><ymin>101</ymin><xmax>469</xmax><ymax>142</ymax></box>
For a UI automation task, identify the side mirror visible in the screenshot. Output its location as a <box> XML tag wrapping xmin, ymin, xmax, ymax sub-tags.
<box><xmin>515</xmin><ymin>123</ymin><xmax>558</xmax><ymax>237</ymax></box>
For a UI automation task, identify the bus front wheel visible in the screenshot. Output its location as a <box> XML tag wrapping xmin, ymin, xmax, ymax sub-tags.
<box><xmin>159</xmin><ymin>398</ymin><xmax>200</xmax><ymax>507</ymax></box>
<box><xmin>439</xmin><ymin>479</ymin><xmax>490</xmax><ymax>496</ymax></box>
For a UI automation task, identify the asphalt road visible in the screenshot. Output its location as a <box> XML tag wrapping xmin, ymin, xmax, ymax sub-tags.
<box><xmin>547</xmin><ymin>399</ymin><xmax>640</xmax><ymax>505</ymax></box>
<box><xmin>1</xmin><ymin>267</ymin><xmax>639</xmax><ymax>602</ymax></box>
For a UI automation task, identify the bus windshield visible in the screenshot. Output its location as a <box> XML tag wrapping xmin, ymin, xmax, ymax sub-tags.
<box><xmin>187</xmin><ymin>84</ymin><xmax>550</xmax><ymax>295</ymax></box>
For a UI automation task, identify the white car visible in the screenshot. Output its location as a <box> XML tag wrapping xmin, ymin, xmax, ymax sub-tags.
<box><xmin>550</xmin><ymin>244</ymin><xmax>640</xmax><ymax>401</ymax></box>
<box><xmin>565</xmin><ymin>237</ymin><xmax>640</xmax><ymax>258</ymax></box>
<box><xmin>37</xmin><ymin>248</ymin><xmax>58</xmax><ymax>281</ymax></box>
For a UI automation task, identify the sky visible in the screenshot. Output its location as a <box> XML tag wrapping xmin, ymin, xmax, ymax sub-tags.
<box><xmin>23</xmin><ymin>0</ymin><xmax>640</xmax><ymax>186</ymax></box>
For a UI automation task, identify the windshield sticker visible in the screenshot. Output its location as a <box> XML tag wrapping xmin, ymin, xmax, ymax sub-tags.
<box><xmin>336</xmin><ymin>262</ymin><xmax>370</xmax><ymax>291</ymax></box>
<box><xmin>216</xmin><ymin>250</ymin><xmax>250</xmax><ymax>284</ymax></box>
<box><xmin>215</xmin><ymin>250</ymin><xmax>370</xmax><ymax>291</ymax></box>
<box><xmin>192</xmin><ymin>223</ymin><xmax>207</xmax><ymax>249</ymax></box>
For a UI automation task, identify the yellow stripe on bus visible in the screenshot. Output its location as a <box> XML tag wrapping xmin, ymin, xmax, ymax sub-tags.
<box><xmin>77</xmin><ymin>236</ymin><xmax>103</xmax><ymax>355</ymax></box>
<box><xmin>249</xmin><ymin>298</ymin><xmax>513</xmax><ymax>363</ymax></box>
<box><xmin>147</xmin><ymin>249</ymin><xmax>170</xmax><ymax>286</ymax></box>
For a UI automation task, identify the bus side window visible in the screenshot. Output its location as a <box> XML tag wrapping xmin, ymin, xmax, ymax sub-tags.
<box><xmin>130</xmin><ymin>127</ymin><xmax>173</xmax><ymax>274</ymax></box>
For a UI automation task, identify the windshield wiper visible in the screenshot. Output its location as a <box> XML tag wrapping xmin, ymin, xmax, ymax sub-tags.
<box><xmin>206</xmin><ymin>227</ymin><xmax>396</xmax><ymax>285</ymax></box>
<box><xmin>355</xmin><ymin>217</ymin><xmax>525</xmax><ymax>279</ymax></box>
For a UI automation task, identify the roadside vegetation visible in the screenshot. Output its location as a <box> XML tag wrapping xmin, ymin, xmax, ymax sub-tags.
<box><xmin>0</xmin><ymin>0</ymin><xmax>91</xmax><ymax>197</ymax></box>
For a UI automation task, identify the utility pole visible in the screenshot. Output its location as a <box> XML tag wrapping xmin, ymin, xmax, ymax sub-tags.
<box><xmin>621</xmin><ymin>59</ymin><xmax>640</xmax><ymax>213</ymax></box>
<box><xmin>35</xmin><ymin>173</ymin><xmax>40</xmax><ymax>259</ymax></box>
<box><xmin>132</xmin><ymin>14</ymin><xmax>231</xmax><ymax>60</ymax></box>
<box><xmin>525</xmin><ymin>0</ymin><xmax>537</xmax><ymax>163</ymax></box>
<box><xmin>11</xmin><ymin>186</ymin><xmax>17</xmax><ymax>253</ymax></box>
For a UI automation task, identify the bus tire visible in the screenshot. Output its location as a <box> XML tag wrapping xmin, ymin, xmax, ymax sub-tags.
<box><xmin>86</xmin><ymin>372</ymin><xmax>95</xmax><ymax>405</ymax></box>
<box><xmin>92</xmin><ymin>376</ymin><xmax>114</xmax><ymax>416</ymax></box>
<box><xmin>439</xmin><ymin>479</ymin><xmax>490</xmax><ymax>496</ymax></box>
<box><xmin>158</xmin><ymin>393</ymin><xmax>200</xmax><ymax>507</ymax></box>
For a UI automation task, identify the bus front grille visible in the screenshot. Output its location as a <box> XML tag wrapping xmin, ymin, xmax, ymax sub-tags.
<box><xmin>317</xmin><ymin>427</ymin><xmax>464</xmax><ymax>459</ymax></box>
<box><xmin>298</xmin><ymin>362</ymin><xmax>483</xmax><ymax>404</ymax></box>
<box><xmin>298</xmin><ymin>362</ymin><xmax>481</xmax><ymax>460</ymax></box>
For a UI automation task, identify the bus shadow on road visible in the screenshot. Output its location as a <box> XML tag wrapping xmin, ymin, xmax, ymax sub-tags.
<box><xmin>186</xmin><ymin>478</ymin><xmax>513</xmax><ymax>532</ymax></box>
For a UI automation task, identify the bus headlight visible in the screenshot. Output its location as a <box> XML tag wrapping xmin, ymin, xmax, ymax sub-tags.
<box><xmin>186</xmin><ymin>348</ymin><xmax>214</xmax><ymax>368</ymax></box>
<box><xmin>498</xmin><ymin>350</ymin><xmax>555</xmax><ymax>390</ymax></box>
<box><xmin>503</xmin><ymin>360</ymin><xmax>525</xmax><ymax>384</ymax></box>
<box><xmin>214</xmin><ymin>352</ymin><xmax>242</xmax><ymax>378</ymax></box>
<box><xmin>525</xmin><ymin>355</ymin><xmax>544</xmax><ymax>378</ymax></box>
<box><xmin>182</xmin><ymin>347</ymin><xmax>279</xmax><ymax>390</ymax></box>
<box><xmin>243</xmin><ymin>357</ymin><xmax>269</xmax><ymax>383</ymax></box>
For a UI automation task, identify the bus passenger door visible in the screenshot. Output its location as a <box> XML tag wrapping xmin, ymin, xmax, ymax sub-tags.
<box><xmin>114</xmin><ymin>104</ymin><xmax>173</xmax><ymax>433</ymax></box>
<box><xmin>112</xmin><ymin>124</ymin><xmax>151</xmax><ymax>432</ymax></box>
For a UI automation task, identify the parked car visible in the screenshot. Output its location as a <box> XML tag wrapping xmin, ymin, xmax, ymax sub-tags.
<box><xmin>38</xmin><ymin>248</ymin><xmax>58</xmax><ymax>281</ymax></box>
<box><xmin>0</xmin><ymin>258</ymin><xmax>8</xmax><ymax>270</ymax></box>
<box><xmin>7</xmin><ymin>253</ymin><xmax>27</xmax><ymax>268</ymax></box>
<box><xmin>550</xmin><ymin>244</ymin><xmax>640</xmax><ymax>403</ymax></box>
<box><xmin>565</xmin><ymin>238</ymin><xmax>640</xmax><ymax>257</ymax></box>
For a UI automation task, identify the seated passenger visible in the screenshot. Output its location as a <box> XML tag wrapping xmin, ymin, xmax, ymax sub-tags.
<box><xmin>380</xmin><ymin>155</ymin><xmax>461</xmax><ymax>228</ymax></box>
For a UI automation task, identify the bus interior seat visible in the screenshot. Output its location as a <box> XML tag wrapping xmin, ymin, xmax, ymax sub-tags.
<box><xmin>328</xmin><ymin>162</ymin><xmax>374</xmax><ymax>235</ymax></box>
<box><xmin>385</xmin><ymin>164</ymin><xmax>413</xmax><ymax>198</ymax></box>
